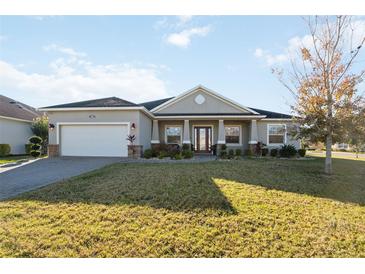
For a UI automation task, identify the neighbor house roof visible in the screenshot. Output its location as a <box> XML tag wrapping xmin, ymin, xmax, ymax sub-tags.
<box><xmin>0</xmin><ymin>95</ymin><xmax>41</xmax><ymax>121</ymax></box>
<box><xmin>42</xmin><ymin>97</ymin><xmax>138</xmax><ymax>109</ymax></box>
<box><xmin>249</xmin><ymin>108</ymin><xmax>292</xmax><ymax>119</ymax></box>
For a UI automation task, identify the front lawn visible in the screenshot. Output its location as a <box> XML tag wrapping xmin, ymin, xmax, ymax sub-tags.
<box><xmin>0</xmin><ymin>155</ymin><xmax>32</xmax><ymax>165</ymax></box>
<box><xmin>0</xmin><ymin>158</ymin><xmax>364</xmax><ymax>257</ymax></box>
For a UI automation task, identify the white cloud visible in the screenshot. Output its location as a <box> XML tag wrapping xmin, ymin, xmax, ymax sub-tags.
<box><xmin>0</xmin><ymin>46</ymin><xmax>169</xmax><ymax>107</ymax></box>
<box><xmin>255</xmin><ymin>18</ymin><xmax>365</xmax><ymax>67</ymax></box>
<box><xmin>166</xmin><ymin>26</ymin><xmax>211</xmax><ymax>48</ymax></box>
<box><xmin>177</xmin><ymin>15</ymin><xmax>193</xmax><ymax>25</ymax></box>
<box><xmin>43</xmin><ymin>44</ymin><xmax>87</xmax><ymax>58</ymax></box>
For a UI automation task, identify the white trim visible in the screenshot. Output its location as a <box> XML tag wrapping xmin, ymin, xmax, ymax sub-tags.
<box><xmin>217</xmin><ymin>140</ymin><xmax>226</xmax><ymax>144</ymax></box>
<box><xmin>182</xmin><ymin>141</ymin><xmax>191</xmax><ymax>144</ymax></box>
<box><xmin>0</xmin><ymin>115</ymin><xmax>33</xmax><ymax>123</ymax></box>
<box><xmin>224</xmin><ymin>124</ymin><xmax>242</xmax><ymax>146</ymax></box>
<box><xmin>151</xmin><ymin>140</ymin><xmax>160</xmax><ymax>144</ymax></box>
<box><xmin>192</xmin><ymin>124</ymin><xmax>214</xmax><ymax>151</ymax></box>
<box><xmin>39</xmin><ymin>106</ymin><xmax>155</xmax><ymax>119</ymax></box>
<box><xmin>155</xmin><ymin>115</ymin><xmax>266</xmax><ymax>120</ymax></box>
<box><xmin>56</xmin><ymin>122</ymin><xmax>130</xmax><ymax>145</ymax></box>
<box><xmin>267</xmin><ymin>124</ymin><xmax>287</xmax><ymax>146</ymax></box>
<box><xmin>151</xmin><ymin>85</ymin><xmax>260</xmax><ymax>114</ymax></box>
<box><xmin>261</xmin><ymin>118</ymin><xmax>293</xmax><ymax>121</ymax></box>
<box><xmin>248</xmin><ymin>140</ymin><xmax>258</xmax><ymax>144</ymax></box>
<box><xmin>164</xmin><ymin>124</ymin><xmax>183</xmax><ymax>145</ymax></box>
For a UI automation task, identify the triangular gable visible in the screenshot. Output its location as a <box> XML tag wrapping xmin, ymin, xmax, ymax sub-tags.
<box><xmin>151</xmin><ymin>85</ymin><xmax>259</xmax><ymax>115</ymax></box>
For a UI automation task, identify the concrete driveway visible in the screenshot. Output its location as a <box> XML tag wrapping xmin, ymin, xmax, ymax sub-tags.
<box><xmin>0</xmin><ymin>157</ymin><xmax>121</xmax><ymax>200</ymax></box>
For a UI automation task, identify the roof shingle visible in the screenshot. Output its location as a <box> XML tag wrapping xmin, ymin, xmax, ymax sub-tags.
<box><xmin>42</xmin><ymin>97</ymin><xmax>138</xmax><ymax>109</ymax></box>
<box><xmin>0</xmin><ymin>95</ymin><xmax>40</xmax><ymax>121</ymax></box>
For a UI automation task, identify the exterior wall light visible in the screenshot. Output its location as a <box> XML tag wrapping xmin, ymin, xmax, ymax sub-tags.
<box><xmin>48</xmin><ymin>123</ymin><xmax>55</xmax><ymax>131</ymax></box>
<box><xmin>131</xmin><ymin>123</ymin><xmax>136</xmax><ymax>130</ymax></box>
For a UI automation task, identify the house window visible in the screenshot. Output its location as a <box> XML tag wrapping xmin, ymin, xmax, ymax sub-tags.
<box><xmin>165</xmin><ymin>126</ymin><xmax>182</xmax><ymax>144</ymax></box>
<box><xmin>268</xmin><ymin>124</ymin><xmax>286</xmax><ymax>145</ymax></box>
<box><xmin>225</xmin><ymin>126</ymin><xmax>240</xmax><ymax>144</ymax></box>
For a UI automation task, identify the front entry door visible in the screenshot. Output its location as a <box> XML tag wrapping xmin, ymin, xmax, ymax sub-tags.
<box><xmin>194</xmin><ymin>127</ymin><xmax>212</xmax><ymax>153</ymax></box>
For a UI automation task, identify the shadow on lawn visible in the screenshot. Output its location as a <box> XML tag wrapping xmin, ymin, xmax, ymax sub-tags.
<box><xmin>215</xmin><ymin>158</ymin><xmax>365</xmax><ymax>206</ymax></box>
<box><xmin>13</xmin><ymin>163</ymin><xmax>237</xmax><ymax>214</ymax></box>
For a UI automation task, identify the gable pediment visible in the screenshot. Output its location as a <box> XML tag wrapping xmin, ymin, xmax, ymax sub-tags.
<box><xmin>152</xmin><ymin>86</ymin><xmax>257</xmax><ymax>115</ymax></box>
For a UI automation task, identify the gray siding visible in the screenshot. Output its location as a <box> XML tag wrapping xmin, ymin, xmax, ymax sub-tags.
<box><xmin>0</xmin><ymin>117</ymin><xmax>33</xmax><ymax>154</ymax></box>
<box><xmin>257</xmin><ymin>120</ymin><xmax>300</xmax><ymax>149</ymax></box>
<box><xmin>157</xmin><ymin>89</ymin><xmax>249</xmax><ymax>114</ymax></box>
<box><xmin>138</xmin><ymin>112</ymin><xmax>152</xmax><ymax>150</ymax></box>
<box><xmin>47</xmin><ymin>110</ymin><xmax>142</xmax><ymax>145</ymax></box>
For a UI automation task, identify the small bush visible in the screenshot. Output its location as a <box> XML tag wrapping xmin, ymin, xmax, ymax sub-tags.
<box><xmin>182</xmin><ymin>144</ymin><xmax>190</xmax><ymax>151</ymax></box>
<box><xmin>221</xmin><ymin>144</ymin><xmax>227</xmax><ymax>150</ymax></box>
<box><xmin>219</xmin><ymin>150</ymin><xmax>227</xmax><ymax>159</ymax></box>
<box><xmin>25</xmin><ymin>144</ymin><xmax>32</xmax><ymax>155</ymax></box>
<box><xmin>174</xmin><ymin>154</ymin><xmax>182</xmax><ymax>160</ymax></box>
<box><xmin>30</xmin><ymin>150</ymin><xmax>41</xmax><ymax>158</ymax></box>
<box><xmin>211</xmin><ymin>144</ymin><xmax>217</xmax><ymax>155</ymax></box>
<box><xmin>235</xmin><ymin>149</ymin><xmax>242</xmax><ymax>157</ymax></box>
<box><xmin>169</xmin><ymin>147</ymin><xmax>181</xmax><ymax>159</ymax></box>
<box><xmin>144</xmin><ymin>149</ymin><xmax>153</xmax><ymax>159</ymax></box>
<box><xmin>279</xmin><ymin>145</ymin><xmax>297</xmax><ymax>158</ymax></box>
<box><xmin>158</xmin><ymin>151</ymin><xmax>169</xmax><ymax>159</ymax></box>
<box><xmin>262</xmin><ymin>148</ymin><xmax>269</xmax><ymax>157</ymax></box>
<box><xmin>244</xmin><ymin>149</ymin><xmax>253</xmax><ymax>156</ymax></box>
<box><xmin>28</xmin><ymin>136</ymin><xmax>42</xmax><ymax>145</ymax></box>
<box><xmin>182</xmin><ymin>150</ymin><xmax>193</xmax><ymax>159</ymax></box>
<box><xmin>228</xmin><ymin>149</ymin><xmax>235</xmax><ymax>159</ymax></box>
<box><xmin>298</xmin><ymin>149</ymin><xmax>306</xmax><ymax>157</ymax></box>
<box><xmin>0</xmin><ymin>144</ymin><xmax>11</xmax><ymax>157</ymax></box>
<box><xmin>270</xmin><ymin>148</ymin><xmax>278</xmax><ymax>157</ymax></box>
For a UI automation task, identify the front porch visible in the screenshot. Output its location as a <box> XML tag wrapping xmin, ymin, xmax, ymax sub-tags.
<box><xmin>150</xmin><ymin>118</ymin><xmax>260</xmax><ymax>154</ymax></box>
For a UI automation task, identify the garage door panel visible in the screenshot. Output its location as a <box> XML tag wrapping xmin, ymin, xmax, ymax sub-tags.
<box><xmin>60</xmin><ymin>124</ymin><xmax>128</xmax><ymax>157</ymax></box>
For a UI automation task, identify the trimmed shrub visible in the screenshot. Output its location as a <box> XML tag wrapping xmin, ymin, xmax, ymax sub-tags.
<box><xmin>279</xmin><ymin>144</ymin><xmax>297</xmax><ymax>158</ymax></box>
<box><xmin>221</xmin><ymin>144</ymin><xmax>227</xmax><ymax>151</ymax></box>
<box><xmin>244</xmin><ymin>149</ymin><xmax>253</xmax><ymax>156</ymax></box>
<box><xmin>28</xmin><ymin>136</ymin><xmax>42</xmax><ymax>145</ymax></box>
<box><xmin>228</xmin><ymin>149</ymin><xmax>235</xmax><ymax>159</ymax></box>
<box><xmin>169</xmin><ymin>147</ymin><xmax>181</xmax><ymax>159</ymax></box>
<box><xmin>25</xmin><ymin>144</ymin><xmax>32</xmax><ymax>155</ymax></box>
<box><xmin>0</xmin><ymin>144</ymin><xmax>11</xmax><ymax>157</ymax></box>
<box><xmin>262</xmin><ymin>148</ymin><xmax>269</xmax><ymax>157</ymax></box>
<box><xmin>30</xmin><ymin>150</ymin><xmax>41</xmax><ymax>158</ymax></box>
<box><xmin>182</xmin><ymin>150</ymin><xmax>193</xmax><ymax>159</ymax></box>
<box><xmin>270</xmin><ymin>148</ymin><xmax>278</xmax><ymax>157</ymax></box>
<box><xmin>211</xmin><ymin>144</ymin><xmax>217</xmax><ymax>156</ymax></box>
<box><xmin>235</xmin><ymin>149</ymin><xmax>242</xmax><ymax>157</ymax></box>
<box><xmin>143</xmin><ymin>149</ymin><xmax>153</xmax><ymax>159</ymax></box>
<box><xmin>28</xmin><ymin>135</ymin><xmax>42</xmax><ymax>158</ymax></box>
<box><xmin>298</xmin><ymin>149</ymin><xmax>306</xmax><ymax>157</ymax></box>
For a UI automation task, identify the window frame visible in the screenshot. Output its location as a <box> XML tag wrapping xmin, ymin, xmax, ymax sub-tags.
<box><xmin>164</xmin><ymin>125</ymin><xmax>183</xmax><ymax>145</ymax></box>
<box><xmin>224</xmin><ymin>125</ymin><xmax>242</xmax><ymax>145</ymax></box>
<box><xmin>267</xmin><ymin>124</ymin><xmax>287</xmax><ymax>146</ymax></box>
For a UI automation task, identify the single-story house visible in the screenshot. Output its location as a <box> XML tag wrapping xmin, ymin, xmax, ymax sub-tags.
<box><xmin>39</xmin><ymin>85</ymin><xmax>299</xmax><ymax>157</ymax></box>
<box><xmin>0</xmin><ymin>95</ymin><xmax>40</xmax><ymax>154</ymax></box>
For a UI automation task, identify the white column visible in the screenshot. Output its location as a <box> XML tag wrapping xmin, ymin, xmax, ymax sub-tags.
<box><xmin>183</xmin><ymin>120</ymin><xmax>191</xmax><ymax>144</ymax></box>
<box><xmin>151</xmin><ymin>120</ymin><xmax>160</xmax><ymax>144</ymax></box>
<box><xmin>248</xmin><ymin>120</ymin><xmax>258</xmax><ymax>144</ymax></box>
<box><xmin>217</xmin><ymin>120</ymin><xmax>226</xmax><ymax>144</ymax></box>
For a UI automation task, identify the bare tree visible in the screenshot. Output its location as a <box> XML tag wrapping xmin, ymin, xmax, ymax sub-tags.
<box><xmin>274</xmin><ymin>16</ymin><xmax>365</xmax><ymax>174</ymax></box>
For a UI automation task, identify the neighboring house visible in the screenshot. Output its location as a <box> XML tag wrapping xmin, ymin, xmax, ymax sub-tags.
<box><xmin>0</xmin><ymin>95</ymin><xmax>40</xmax><ymax>154</ymax></box>
<box><xmin>39</xmin><ymin>85</ymin><xmax>299</xmax><ymax>157</ymax></box>
<box><xmin>332</xmin><ymin>143</ymin><xmax>351</xmax><ymax>151</ymax></box>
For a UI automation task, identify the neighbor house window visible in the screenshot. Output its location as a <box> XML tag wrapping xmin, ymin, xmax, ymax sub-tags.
<box><xmin>268</xmin><ymin>124</ymin><xmax>286</xmax><ymax>144</ymax></box>
<box><xmin>225</xmin><ymin>126</ymin><xmax>240</xmax><ymax>144</ymax></box>
<box><xmin>165</xmin><ymin>126</ymin><xmax>182</xmax><ymax>144</ymax></box>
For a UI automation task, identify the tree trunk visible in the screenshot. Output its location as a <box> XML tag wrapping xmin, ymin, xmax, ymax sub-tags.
<box><xmin>325</xmin><ymin>134</ymin><xmax>333</xmax><ymax>174</ymax></box>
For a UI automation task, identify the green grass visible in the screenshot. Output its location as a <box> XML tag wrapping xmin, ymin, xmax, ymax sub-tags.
<box><xmin>1</xmin><ymin>158</ymin><xmax>364</xmax><ymax>257</ymax></box>
<box><xmin>0</xmin><ymin>155</ymin><xmax>32</xmax><ymax>165</ymax></box>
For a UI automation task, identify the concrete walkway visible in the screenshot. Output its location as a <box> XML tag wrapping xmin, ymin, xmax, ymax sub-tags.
<box><xmin>0</xmin><ymin>157</ymin><xmax>121</xmax><ymax>200</ymax></box>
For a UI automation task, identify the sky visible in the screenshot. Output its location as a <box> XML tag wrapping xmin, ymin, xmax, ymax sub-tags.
<box><xmin>0</xmin><ymin>16</ymin><xmax>364</xmax><ymax>113</ymax></box>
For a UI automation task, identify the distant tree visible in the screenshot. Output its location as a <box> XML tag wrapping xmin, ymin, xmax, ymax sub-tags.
<box><xmin>274</xmin><ymin>16</ymin><xmax>365</xmax><ymax>174</ymax></box>
<box><xmin>31</xmin><ymin>115</ymin><xmax>48</xmax><ymax>154</ymax></box>
<box><xmin>343</xmin><ymin>102</ymin><xmax>365</xmax><ymax>158</ymax></box>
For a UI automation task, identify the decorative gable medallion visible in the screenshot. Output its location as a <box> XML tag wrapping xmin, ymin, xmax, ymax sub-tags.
<box><xmin>194</xmin><ymin>94</ymin><xmax>205</xmax><ymax>105</ymax></box>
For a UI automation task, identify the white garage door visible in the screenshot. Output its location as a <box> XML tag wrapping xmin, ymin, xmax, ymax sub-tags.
<box><xmin>60</xmin><ymin>124</ymin><xmax>128</xmax><ymax>157</ymax></box>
